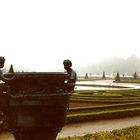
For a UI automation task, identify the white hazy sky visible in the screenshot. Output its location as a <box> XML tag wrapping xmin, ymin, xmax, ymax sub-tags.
<box><xmin>0</xmin><ymin>0</ymin><xmax>140</xmax><ymax>71</ymax></box>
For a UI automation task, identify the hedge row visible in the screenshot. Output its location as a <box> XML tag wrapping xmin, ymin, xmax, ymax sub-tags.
<box><xmin>71</xmin><ymin>96</ymin><xmax>139</xmax><ymax>101</ymax></box>
<box><xmin>58</xmin><ymin>126</ymin><xmax>140</xmax><ymax>140</ymax></box>
<box><xmin>66</xmin><ymin>108</ymin><xmax>140</xmax><ymax>124</ymax></box>
<box><xmin>68</xmin><ymin>102</ymin><xmax>140</xmax><ymax>114</ymax></box>
<box><xmin>70</xmin><ymin>98</ymin><xmax>139</xmax><ymax>104</ymax></box>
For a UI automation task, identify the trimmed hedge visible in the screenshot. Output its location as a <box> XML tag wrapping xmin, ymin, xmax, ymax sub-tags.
<box><xmin>58</xmin><ymin>126</ymin><xmax>140</xmax><ymax>140</ymax></box>
<box><xmin>70</xmin><ymin>98</ymin><xmax>139</xmax><ymax>103</ymax></box>
<box><xmin>68</xmin><ymin>102</ymin><xmax>140</xmax><ymax>114</ymax></box>
<box><xmin>66</xmin><ymin>108</ymin><xmax>140</xmax><ymax>124</ymax></box>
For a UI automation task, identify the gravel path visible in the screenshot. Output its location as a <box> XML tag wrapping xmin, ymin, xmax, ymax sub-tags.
<box><xmin>57</xmin><ymin>115</ymin><xmax>140</xmax><ymax>139</ymax></box>
<box><xmin>0</xmin><ymin>132</ymin><xmax>14</xmax><ymax>140</ymax></box>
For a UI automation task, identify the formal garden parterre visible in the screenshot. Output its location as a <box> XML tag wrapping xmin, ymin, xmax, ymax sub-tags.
<box><xmin>67</xmin><ymin>89</ymin><xmax>140</xmax><ymax>124</ymax></box>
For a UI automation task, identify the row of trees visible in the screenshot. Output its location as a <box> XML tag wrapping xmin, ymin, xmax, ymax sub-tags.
<box><xmin>81</xmin><ymin>55</ymin><xmax>140</xmax><ymax>75</ymax></box>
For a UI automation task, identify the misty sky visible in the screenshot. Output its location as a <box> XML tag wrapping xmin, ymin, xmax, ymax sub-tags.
<box><xmin>0</xmin><ymin>0</ymin><xmax>140</xmax><ymax>72</ymax></box>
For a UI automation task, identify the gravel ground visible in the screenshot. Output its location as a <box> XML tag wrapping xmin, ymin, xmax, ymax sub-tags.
<box><xmin>0</xmin><ymin>132</ymin><xmax>14</xmax><ymax>140</ymax></box>
<box><xmin>57</xmin><ymin>115</ymin><xmax>140</xmax><ymax>139</ymax></box>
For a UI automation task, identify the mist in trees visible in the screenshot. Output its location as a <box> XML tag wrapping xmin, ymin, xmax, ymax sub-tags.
<box><xmin>80</xmin><ymin>54</ymin><xmax>140</xmax><ymax>75</ymax></box>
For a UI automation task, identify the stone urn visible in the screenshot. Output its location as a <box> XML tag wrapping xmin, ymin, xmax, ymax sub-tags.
<box><xmin>0</xmin><ymin>72</ymin><xmax>71</xmax><ymax>140</ymax></box>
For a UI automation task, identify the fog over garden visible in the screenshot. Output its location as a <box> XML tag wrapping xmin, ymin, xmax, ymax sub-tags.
<box><xmin>79</xmin><ymin>54</ymin><xmax>140</xmax><ymax>75</ymax></box>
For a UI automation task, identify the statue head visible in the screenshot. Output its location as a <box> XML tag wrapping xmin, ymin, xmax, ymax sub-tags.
<box><xmin>63</xmin><ymin>59</ymin><xmax>72</xmax><ymax>71</ymax></box>
<box><xmin>0</xmin><ymin>57</ymin><xmax>5</xmax><ymax>68</ymax></box>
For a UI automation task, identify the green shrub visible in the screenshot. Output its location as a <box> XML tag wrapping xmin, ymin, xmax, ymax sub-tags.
<box><xmin>58</xmin><ymin>126</ymin><xmax>140</xmax><ymax>140</ymax></box>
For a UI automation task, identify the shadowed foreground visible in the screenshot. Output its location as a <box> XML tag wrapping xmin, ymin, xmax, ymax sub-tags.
<box><xmin>1</xmin><ymin>116</ymin><xmax>140</xmax><ymax>140</ymax></box>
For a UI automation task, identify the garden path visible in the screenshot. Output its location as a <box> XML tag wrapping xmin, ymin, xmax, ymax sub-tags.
<box><xmin>76</xmin><ymin>79</ymin><xmax>140</xmax><ymax>90</ymax></box>
<box><xmin>57</xmin><ymin>115</ymin><xmax>140</xmax><ymax>139</ymax></box>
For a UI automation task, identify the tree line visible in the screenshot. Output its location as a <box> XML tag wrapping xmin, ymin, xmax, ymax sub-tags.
<box><xmin>80</xmin><ymin>54</ymin><xmax>140</xmax><ymax>75</ymax></box>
